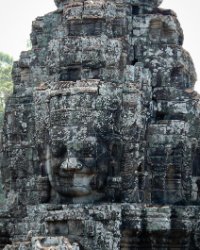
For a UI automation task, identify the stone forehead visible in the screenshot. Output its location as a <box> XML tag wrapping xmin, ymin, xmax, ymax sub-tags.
<box><xmin>54</xmin><ymin>0</ymin><xmax>163</xmax><ymax>8</ymax></box>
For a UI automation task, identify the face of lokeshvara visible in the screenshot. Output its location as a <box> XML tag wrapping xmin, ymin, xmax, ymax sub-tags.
<box><xmin>45</xmin><ymin>85</ymin><xmax>123</xmax><ymax>203</ymax></box>
<box><xmin>47</xmin><ymin>118</ymin><xmax>123</xmax><ymax>203</ymax></box>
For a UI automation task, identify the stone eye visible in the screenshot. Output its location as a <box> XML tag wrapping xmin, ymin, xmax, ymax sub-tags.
<box><xmin>52</xmin><ymin>144</ymin><xmax>67</xmax><ymax>158</ymax></box>
<box><xmin>82</xmin><ymin>147</ymin><xmax>94</xmax><ymax>158</ymax></box>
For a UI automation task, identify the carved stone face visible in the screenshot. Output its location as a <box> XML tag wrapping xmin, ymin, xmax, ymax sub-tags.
<box><xmin>44</xmin><ymin>82</ymin><xmax>123</xmax><ymax>203</ymax></box>
<box><xmin>48</xmin><ymin>131</ymin><xmax>110</xmax><ymax>203</ymax></box>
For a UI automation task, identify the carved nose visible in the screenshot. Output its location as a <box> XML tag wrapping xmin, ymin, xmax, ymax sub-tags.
<box><xmin>60</xmin><ymin>157</ymin><xmax>82</xmax><ymax>171</ymax></box>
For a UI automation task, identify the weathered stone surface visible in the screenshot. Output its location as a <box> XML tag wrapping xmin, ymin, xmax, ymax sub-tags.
<box><xmin>1</xmin><ymin>0</ymin><xmax>200</xmax><ymax>249</ymax></box>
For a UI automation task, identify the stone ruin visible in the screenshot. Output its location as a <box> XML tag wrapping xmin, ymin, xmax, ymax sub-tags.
<box><xmin>1</xmin><ymin>0</ymin><xmax>200</xmax><ymax>249</ymax></box>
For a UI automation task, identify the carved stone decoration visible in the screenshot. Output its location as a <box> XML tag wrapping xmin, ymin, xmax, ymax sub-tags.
<box><xmin>1</xmin><ymin>0</ymin><xmax>200</xmax><ymax>249</ymax></box>
<box><xmin>3</xmin><ymin>236</ymin><xmax>81</xmax><ymax>250</ymax></box>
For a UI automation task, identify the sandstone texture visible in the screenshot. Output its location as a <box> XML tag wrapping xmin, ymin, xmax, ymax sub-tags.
<box><xmin>1</xmin><ymin>0</ymin><xmax>200</xmax><ymax>249</ymax></box>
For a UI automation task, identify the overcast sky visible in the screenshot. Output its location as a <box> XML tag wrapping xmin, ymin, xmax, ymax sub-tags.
<box><xmin>0</xmin><ymin>0</ymin><xmax>199</xmax><ymax>91</ymax></box>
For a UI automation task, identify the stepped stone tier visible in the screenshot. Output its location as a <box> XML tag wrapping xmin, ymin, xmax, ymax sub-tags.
<box><xmin>1</xmin><ymin>0</ymin><xmax>200</xmax><ymax>249</ymax></box>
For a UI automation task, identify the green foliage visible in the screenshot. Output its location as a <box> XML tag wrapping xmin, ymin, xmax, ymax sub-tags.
<box><xmin>0</xmin><ymin>51</ymin><xmax>13</xmax><ymax>126</ymax></box>
<box><xmin>0</xmin><ymin>51</ymin><xmax>12</xmax><ymax>203</ymax></box>
<box><xmin>0</xmin><ymin>51</ymin><xmax>13</xmax><ymax>66</ymax></box>
<box><xmin>0</xmin><ymin>64</ymin><xmax>13</xmax><ymax>93</ymax></box>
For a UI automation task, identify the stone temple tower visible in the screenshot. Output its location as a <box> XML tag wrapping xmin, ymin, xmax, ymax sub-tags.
<box><xmin>1</xmin><ymin>0</ymin><xmax>200</xmax><ymax>249</ymax></box>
